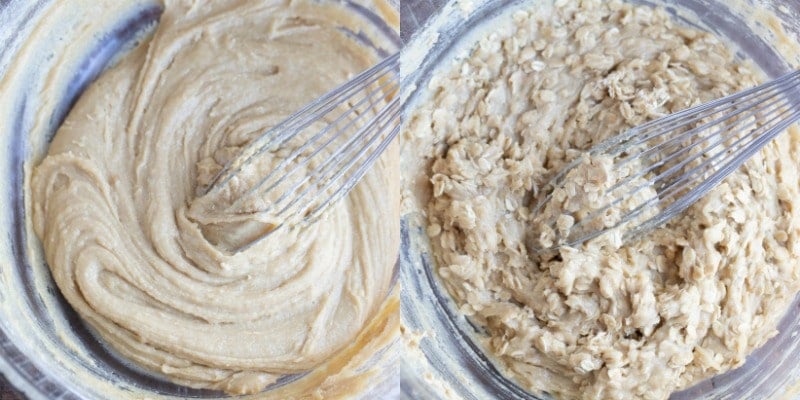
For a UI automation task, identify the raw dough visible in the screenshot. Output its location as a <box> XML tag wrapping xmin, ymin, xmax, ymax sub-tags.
<box><xmin>31</xmin><ymin>0</ymin><xmax>399</xmax><ymax>395</ymax></box>
<box><xmin>403</xmin><ymin>1</ymin><xmax>800</xmax><ymax>399</ymax></box>
<box><xmin>529</xmin><ymin>153</ymin><xmax>657</xmax><ymax>250</ymax></box>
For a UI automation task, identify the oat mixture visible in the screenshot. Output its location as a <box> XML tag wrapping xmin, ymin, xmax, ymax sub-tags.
<box><xmin>529</xmin><ymin>153</ymin><xmax>657</xmax><ymax>250</ymax></box>
<box><xmin>403</xmin><ymin>1</ymin><xmax>800</xmax><ymax>399</ymax></box>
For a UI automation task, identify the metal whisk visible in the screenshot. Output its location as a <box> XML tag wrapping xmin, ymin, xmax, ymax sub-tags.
<box><xmin>199</xmin><ymin>52</ymin><xmax>399</xmax><ymax>246</ymax></box>
<box><xmin>532</xmin><ymin>69</ymin><xmax>800</xmax><ymax>251</ymax></box>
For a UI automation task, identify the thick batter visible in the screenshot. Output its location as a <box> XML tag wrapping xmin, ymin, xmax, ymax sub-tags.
<box><xmin>403</xmin><ymin>1</ymin><xmax>800</xmax><ymax>399</ymax></box>
<box><xmin>31</xmin><ymin>0</ymin><xmax>399</xmax><ymax>395</ymax></box>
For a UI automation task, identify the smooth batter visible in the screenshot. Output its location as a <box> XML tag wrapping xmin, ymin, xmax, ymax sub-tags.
<box><xmin>403</xmin><ymin>0</ymin><xmax>800</xmax><ymax>399</ymax></box>
<box><xmin>31</xmin><ymin>0</ymin><xmax>399</xmax><ymax>395</ymax></box>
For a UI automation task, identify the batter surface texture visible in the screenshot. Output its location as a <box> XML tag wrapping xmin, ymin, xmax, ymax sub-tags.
<box><xmin>31</xmin><ymin>0</ymin><xmax>399</xmax><ymax>395</ymax></box>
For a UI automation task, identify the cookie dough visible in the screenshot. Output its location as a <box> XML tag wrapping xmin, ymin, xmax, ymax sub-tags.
<box><xmin>403</xmin><ymin>1</ymin><xmax>800</xmax><ymax>399</ymax></box>
<box><xmin>529</xmin><ymin>153</ymin><xmax>657</xmax><ymax>250</ymax></box>
<box><xmin>31</xmin><ymin>0</ymin><xmax>399</xmax><ymax>395</ymax></box>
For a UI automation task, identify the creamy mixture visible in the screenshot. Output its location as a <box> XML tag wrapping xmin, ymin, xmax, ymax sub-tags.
<box><xmin>31</xmin><ymin>0</ymin><xmax>399</xmax><ymax>395</ymax></box>
<box><xmin>403</xmin><ymin>1</ymin><xmax>800</xmax><ymax>399</ymax></box>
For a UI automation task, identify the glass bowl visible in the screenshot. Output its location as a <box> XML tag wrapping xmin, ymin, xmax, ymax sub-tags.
<box><xmin>399</xmin><ymin>0</ymin><xmax>800</xmax><ymax>399</ymax></box>
<box><xmin>0</xmin><ymin>0</ymin><xmax>400</xmax><ymax>398</ymax></box>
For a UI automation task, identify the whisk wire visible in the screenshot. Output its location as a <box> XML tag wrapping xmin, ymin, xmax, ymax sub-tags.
<box><xmin>273</xmin><ymin>92</ymin><xmax>400</xmax><ymax>219</ymax></box>
<box><xmin>198</xmin><ymin>51</ymin><xmax>401</xmax><ymax>251</ymax></box>
<box><xmin>591</xmin><ymin>87</ymin><xmax>797</xmax><ymax>237</ymax></box>
<box><xmin>537</xmin><ymin>69</ymin><xmax>800</xmax><ymax>249</ymax></box>
<box><xmin>227</xmin><ymin>70</ymin><xmax>398</xmax><ymax>212</ymax></box>
<box><xmin>624</xmin><ymin>108</ymin><xmax>800</xmax><ymax>241</ymax></box>
<box><xmin>606</xmin><ymin>88</ymin><xmax>790</xmax><ymax>198</ymax></box>
<box><xmin>618</xmin><ymin>70</ymin><xmax>800</xmax><ymax>155</ymax></box>
<box><xmin>206</xmin><ymin>53</ymin><xmax>399</xmax><ymax>197</ymax></box>
<box><xmin>654</xmin><ymin>106</ymin><xmax>800</xmax><ymax>212</ymax></box>
<box><xmin>304</xmin><ymin>102</ymin><xmax>402</xmax><ymax>220</ymax></box>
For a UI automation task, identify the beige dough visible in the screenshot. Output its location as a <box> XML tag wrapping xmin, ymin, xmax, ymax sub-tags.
<box><xmin>31</xmin><ymin>0</ymin><xmax>399</xmax><ymax>395</ymax></box>
<box><xmin>529</xmin><ymin>153</ymin><xmax>657</xmax><ymax>250</ymax></box>
<box><xmin>403</xmin><ymin>1</ymin><xmax>800</xmax><ymax>399</ymax></box>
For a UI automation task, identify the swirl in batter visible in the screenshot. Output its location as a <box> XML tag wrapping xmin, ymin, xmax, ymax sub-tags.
<box><xmin>31</xmin><ymin>0</ymin><xmax>399</xmax><ymax>395</ymax></box>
